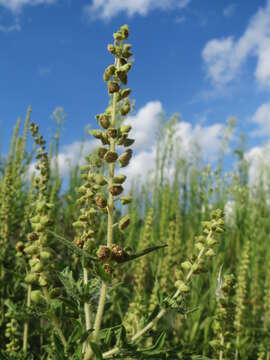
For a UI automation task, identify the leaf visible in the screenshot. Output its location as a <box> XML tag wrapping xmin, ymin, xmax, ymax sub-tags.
<box><xmin>80</xmin><ymin>328</ymin><xmax>95</xmax><ymax>343</ymax></box>
<box><xmin>48</xmin><ymin>230</ymin><xmax>98</xmax><ymax>261</ymax></box>
<box><xmin>89</xmin><ymin>342</ymin><xmax>103</xmax><ymax>359</ymax></box>
<box><xmin>141</xmin><ymin>331</ymin><xmax>167</xmax><ymax>354</ymax></box>
<box><xmin>117</xmin><ymin>244</ymin><xmax>168</xmax><ymax>264</ymax></box>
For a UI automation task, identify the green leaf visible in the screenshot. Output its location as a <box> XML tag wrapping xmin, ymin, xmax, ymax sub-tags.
<box><xmin>89</xmin><ymin>342</ymin><xmax>103</xmax><ymax>359</ymax></box>
<box><xmin>117</xmin><ymin>244</ymin><xmax>168</xmax><ymax>264</ymax></box>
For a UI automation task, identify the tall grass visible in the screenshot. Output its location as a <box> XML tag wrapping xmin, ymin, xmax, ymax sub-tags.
<box><xmin>0</xmin><ymin>25</ymin><xmax>270</xmax><ymax>360</ymax></box>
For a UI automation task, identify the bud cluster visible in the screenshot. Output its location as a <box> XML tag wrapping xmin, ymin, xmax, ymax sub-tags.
<box><xmin>22</xmin><ymin>123</ymin><xmax>54</xmax><ymax>301</ymax></box>
<box><xmin>174</xmin><ymin>210</ymin><xmax>224</xmax><ymax>298</ymax></box>
<box><xmin>210</xmin><ymin>274</ymin><xmax>235</xmax><ymax>357</ymax></box>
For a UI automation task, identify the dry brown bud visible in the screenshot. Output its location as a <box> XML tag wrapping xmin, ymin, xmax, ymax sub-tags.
<box><xmin>97</xmin><ymin>246</ymin><xmax>111</xmax><ymax>262</ymax></box>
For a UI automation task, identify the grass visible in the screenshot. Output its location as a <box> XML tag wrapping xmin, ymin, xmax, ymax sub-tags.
<box><xmin>1</xmin><ymin>24</ymin><xmax>270</xmax><ymax>360</ymax></box>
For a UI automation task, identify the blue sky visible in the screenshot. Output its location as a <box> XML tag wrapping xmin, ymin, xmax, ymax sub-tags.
<box><xmin>1</xmin><ymin>0</ymin><xmax>270</xmax><ymax>181</ymax></box>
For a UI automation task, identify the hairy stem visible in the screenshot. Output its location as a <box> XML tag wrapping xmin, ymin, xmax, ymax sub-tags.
<box><xmin>23</xmin><ymin>283</ymin><xmax>32</xmax><ymax>352</ymax></box>
<box><xmin>83</xmin><ymin>267</ymin><xmax>92</xmax><ymax>353</ymax></box>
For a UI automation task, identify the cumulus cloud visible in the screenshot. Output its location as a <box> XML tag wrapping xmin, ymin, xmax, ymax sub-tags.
<box><xmin>83</xmin><ymin>0</ymin><xmax>190</xmax><ymax>21</ymax></box>
<box><xmin>0</xmin><ymin>0</ymin><xmax>56</xmax><ymax>13</ymax></box>
<box><xmin>36</xmin><ymin>102</ymin><xmax>224</xmax><ymax>189</ymax></box>
<box><xmin>251</xmin><ymin>102</ymin><xmax>270</xmax><ymax>136</ymax></box>
<box><xmin>245</xmin><ymin>143</ymin><xmax>270</xmax><ymax>185</ymax></box>
<box><xmin>202</xmin><ymin>0</ymin><xmax>270</xmax><ymax>88</ymax></box>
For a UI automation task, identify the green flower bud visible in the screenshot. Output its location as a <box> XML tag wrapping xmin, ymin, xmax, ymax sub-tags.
<box><xmin>95</xmin><ymin>174</ymin><xmax>108</xmax><ymax>186</ymax></box>
<box><xmin>25</xmin><ymin>273</ymin><xmax>39</xmax><ymax>284</ymax></box>
<box><xmin>32</xmin><ymin>262</ymin><xmax>43</xmax><ymax>273</ymax></box>
<box><xmin>120</xmin><ymin>88</ymin><xmax>131</xmax><ymax>100</ymax></box>
<box><xmin>119</xmin><ymin>215</ymin><xmax>130</xmax><ymax>231</ymax></box>
<box><xmin>90</xmin><ymin>129</ymin><xmax>104</xmax><ymax>140</ymax></box>
<box><xmin>113</xmin><ymin>174</ymin><xmax>127</xmax><ymax>184</ymax></box>
<box><xmin>98</xmin><ymin>147</ymin><xmax>108</xmax><ymax>159</ymax></box>
<box><xmin>123</xmin><ymin>138</ymin><xmax>135</xmax><ymax>147</ymax></box>
<box><xmin>104</xmin><ymin>151</ymin><xmax>118</xmax><ymax>163</ymax></box>
<box><xmin>27</xmin><ymin>232</ymin><xmax>39</xmax><ymax>242</ymax></box>
<box><xmin>113</xmin><ymin>31</ymin><xmax>125</xmax><ymax>41</ymax></box>
<box><xmin>195</xmin><ymin>242</ymin><xmax>204</xmax><ymax>251</ymax></box>
<box><xmin>120</xmin><ymin>196</ymin><xmax>132</xmax><ymax>205</ymax></box>
<box><xmin>107</xmin><ymin>44</ymin><xmax>115</xmax><ymax>54</ymax></box>
<box><xmin>31</xmin><ymin>290</ymin><xmax>44</xmax><ymax>304</ymax></box>
<box><xmin>205</xmin><ymin>249</ymin><xmax>215</xmax><ymax>257</ymax></box>
<box><xmin>96</xmin><ymin>114</ymin><xmax>111</xmax><ymax>129</ymax></box>
<box><xmin>120</xmin><ymin>24</ymin><xmax>129</xmax><ymax>39</ymax></box>
<box><xmin>206</xmin><ymin>237</ymin><xmax>217</xmax><ymax>246</ymax></box>
<box><xmin>40</xmin><ymin>251</ymin><xmax>52</xmax><ymax>260</ymax></box>
<box><xmin>24</xmin><ymin>244</ymin><xmax>39</xmax><ymax>255</ymax></box>
<box><xmin>120</xmin><ymin>124</ymin><xmax>132</xmax><ymax>133</ymax></box>
<box><xmin>120</xmin><ymin>101</ymin><xmax>130</xmax><ymax>116</ymax></box>
<box><xmin>39</xmin><ymin>276</ymin><xmax>48</xmax><ymax>287</ymax></box>
<box><xmin>175</xmin><ymin>280</ymin><xmax>190</xmax><ymax>294</ymax></box>
<box><xmin>181</xmin><ymin>261</ymin><xmax>192</xmax><ymax>271</ymax></box>
<box><xmin>15</xmin><ymin>241</ymin><xmax>24</xmax><ymax>253</ymax></box>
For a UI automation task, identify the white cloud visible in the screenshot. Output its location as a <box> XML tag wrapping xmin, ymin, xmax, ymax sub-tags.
<box><xmin>245</xmin><ymin>143</ymin><xmax>270</xmax><ymax>185</ymax></box>
<box><xmin>84</xmin><ymin>0</ymin><xmax>190</xmax><ymax>20</ymax></box>
<box><xmin>0</xmin><ymin>0</ymin><xmax>56</xmax><ymax>13</ymax></box>
<box><xmin>33</xmin><ymin>102</ymin><xmax>223</xmax><ymax>189</ymax></box>
<box><xmin>202</xmin><ymin>0</ymin><xmax>270</xmax><ymax>88</ymax></box>
<box><xmin>251</xmin><ymin>102</ymin><xmax>270</xmax><ymax>136</ymax></box>
<box><xmin>223</xmin><ymin>3</ymin><xmax>236</xmax><ymax>18</ymax></box>
<box><xmin>0</xmin><ymin>22</ymin><xmax>21</xmax><ymax>32</ymax></box>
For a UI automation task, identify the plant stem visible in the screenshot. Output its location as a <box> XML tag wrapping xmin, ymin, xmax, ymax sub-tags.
<box><xmin>83</xmin><ymin>267</ymin><xmax>91</xmax><ymax>353</ymax></box>
<box><xmin>23</xmin><ymin>283</ymin><xmax>32</xmax><ymax>352</ymax></box>
<box><xmin>102</xmin><ymin>231</ymin><xmax>212</xmax><ymax>359</ymax></box>
<box><xmin>84</xmin><ymin>55</ymin><xmax>121</xmax><ymax>360</ymax></box>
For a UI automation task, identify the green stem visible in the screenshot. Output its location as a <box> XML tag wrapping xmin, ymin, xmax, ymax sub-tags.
<box><xmin>102</xmin><ymin>231</ymin><xmax>212</xmax><ymax>359</ymax></box>
<box><xmin>83</xmin><ymin>267</ymin><xmax>92</xmax><ymax>353</ymax></box>
<box><xmin>84</xmin><ymin>54</ymin><xmax>121</xmax><ymax>360</ymax></box>
<box><xmin>23</xmin><ymin>283</ymin><xmax>32</xmax><ymax>352</ymax></box>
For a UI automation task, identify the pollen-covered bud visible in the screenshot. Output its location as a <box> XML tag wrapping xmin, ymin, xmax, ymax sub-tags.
<box><xmin>122</xmin><ymin>44</ymin><xmax>132</xmax><ymax>59</ymax></box>
<box><xmin>111</xmin><ymin>244</ymin><xmax>128</xmax><ymax>263</ymax></box>
<box><xmin>95</xmin><ymin>195</ymin><xmax>107</xmax><ymax>209</ymax></box>
<box><xmin>175</xmin><ymin>280</ymin><xmax>190</xmax><ymax>294</ymax></box>
<box><xmin>120</xmin><ymin>101</ymin><xmax>130</xmax><ymax>116</ymax></box>
<box><xmin>119</xmin><ymin>149</ymin><xmax>132</xmax><ymax>167</ymax></box>
<box><xmin>104</xmin><ymin>151</ymin><xmax>118</xmax><ymax>163</ymax></box>
<box><xmin>119</xmin><ymin>215</ymin><xmax>130</xmax><ymax>231</ymax></box>
<box><xmin>15</xmin><ymin>241</ymin><xmax>24</xmax><ymax>253</ymax></box>
<box><xmin>96</xmin><ymin>114</ymin><xmax>111</xmax><ymax>129</ymax></box>
<box><xmin>103</xmin><ymin>263</ymin><xmax>114</xmax><ymax>275</ymax></box>
<box><xmin>120</xmin><ymin>195</ymin><xmax>132</xmax><ymax>205</ymax></box>
<box><xmin>98</xmin><ymin>147</ymin><xmax>108</xmax><ymax>159</ymax></box>
<box><xmin>108</xmin><ymin>81</ymin><xmax>120</xmax><ymax>94</ymax></box>
<box><xmin>97</xmin><ymin>246</ymin><xmax>111</xmax><ymax>262</ymax></box>
<box><xmin>30</xmin><ymin>122</ymin><xmax>39</xmax><ymax>136</ymax></box>
<box><xmin>108</xmin><ymin>185</ymin><xmax>124</xmax><ymax>196</ymax></box>
<box><xmin>123</xmin><ymin>138</ymin><xmax>135</xmax><ymax>147</ymax></box>
<box><xmin>107</xmin><ymin>127</ymin><xmax>118</xmax><ymax>139</ymax></box>
<box><xmin>113</xmin><ymin>31</ymin><xmax>125</xmax><ymax>41</ymax></box>
<box><xmin>107</xmin><ymin>44</ymin><xmax>115</xmax><ymax>54</ymax></box>
<box><xmin>103</xmin><ymin>65</ymin><xmax>116</xmax><ymax>82</ymax></box>
<box><xmin>74</xmin><ymin>237</ymin><xmax>84</xmax><ymax>249</ymax></box>
<box><xmin>120</xmin><ymin>24</ymin><xmax>129</xmax><ymax>39</ymax></box>
<box><xmin>119</xmin><ymin>88</ymin><xmax>131</xmax><ymax>100</ymax></box>
<box><xmin>113</xmin><ymin>174</ymin><xmax>127</xmax><ymax>184</ymax></box>
<box><xmin>94</xmin><ymin>174</ymin><xmax>108</xmax><ymax>186</ymax></box>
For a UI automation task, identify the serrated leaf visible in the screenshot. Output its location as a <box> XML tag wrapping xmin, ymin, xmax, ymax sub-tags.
<box><xmin>89</xmin><ymin>342</ymin><xmax>103</xmax><ymax>359</ymax></box>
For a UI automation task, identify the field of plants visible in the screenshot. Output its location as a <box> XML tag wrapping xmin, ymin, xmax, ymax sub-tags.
<box><xmin>1</xmin><ymin>25</ymin><xmax>270</xmax><ymax>360</ymax></box>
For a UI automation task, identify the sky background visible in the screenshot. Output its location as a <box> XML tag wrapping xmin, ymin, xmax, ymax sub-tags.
<box><xmin>1</xmin><ymin>0</ymin><xmax>270</xmax><ymax>182</ymax></box>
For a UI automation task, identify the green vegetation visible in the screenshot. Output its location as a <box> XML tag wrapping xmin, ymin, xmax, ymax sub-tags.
<box><xmin>1</xmin><ymin>25</ymin><xmax>269</xmax><ymax>360</ymax></box>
